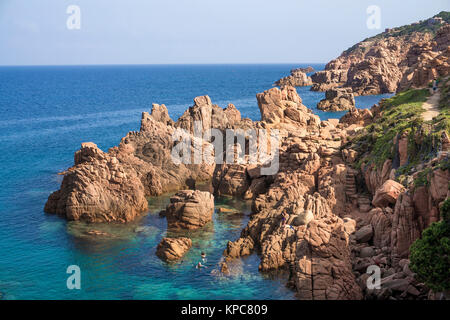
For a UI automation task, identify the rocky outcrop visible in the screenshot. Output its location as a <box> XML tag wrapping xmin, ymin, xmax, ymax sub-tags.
<box><xmin>44</xmin><ymin>142</ymin><xmax>148</xmax><ymax>223</ymax></box>
<box><xmin>150</xmin><ymin>103</ymin><xmax>174</xmax><ymax>126</ymax></box>
<box><xmin>311</xmin><ymin>20</ymin><xmax>450</xmax><ymax>95</ymax></box>
<box><xmin>311</xmin><ymin>70</ymin><xmax>348</xmax><ymax>92</ymax></box>
<box><xmin>219</xmin><ymin>105</ymin><xmax>364</xmax><ymax>299</ymax></box>
<box><xmin>398</xmin><ymin>25</ymin><xmax>450</xmax><ymax>91</ymax></box>
<box><xmin>156</xmin><ymin>237</ymin><xmax>192</xmax><ymax>261</ymax></box>
<box><xmin>339</xmin><ymin>106</ymin><xmax>373</xmax><ymax>126</ymax></box>
<box><xmin>165</xmin><ymin>190</ymin><xmax>215</xmax><ymax>229</ymax></box>
<box><xmin>256</xmin><ymin>86</ymin><xmax>320</xmax><ymax>130</ymax></box>
<box><xmin>317</xmin><ymin>88</ymin><xmax>355</xmax><ymax>112</ymax></box>
<box><xmin>175</xmin><ymin>95</ymin><xmax>244</xmax><ymax>133</ymax></box>
<box><xmin>45</xmin><ymin>92</ymin><xmax>253</xmax><ymax>222</ymax></box>
<box><xmin>274</xmin><ymin>68</ymin><xmax>313</xmax><ymax>87</ymax></box>
<box><xmin>292</xmin><ymin>217</ymin><xmax>363</xmax><ymax>300</ymax></box>
<box><xmin>372</xmin><ymin>180</ymin><xmax>406</xmax><ymax>208</ymax></box>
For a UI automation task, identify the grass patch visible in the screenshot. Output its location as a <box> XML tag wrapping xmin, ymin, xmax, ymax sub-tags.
<box><xmin>351</xmin><ymin>88</ymin><xmax>430</xmax><ymax>169</ymax></box>
<box><xmin>433</xmin><ymin>76</ymin><xmax>450</xmax><ymax>134</ymax></box>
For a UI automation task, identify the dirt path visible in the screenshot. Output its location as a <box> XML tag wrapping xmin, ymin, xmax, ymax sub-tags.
<box><xmin>422</xmin><ymin>90</ymin><xmax>440</xmax><ymax>121</ymax></box>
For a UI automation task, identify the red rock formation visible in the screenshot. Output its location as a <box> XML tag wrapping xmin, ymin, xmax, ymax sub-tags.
<box><xmin>165</xmin><ymin>190</ymin><xmax>214</xmax><ymax>229</ymax></box>
<box><xmin>317</xmin><ymin>87</ymin><xmax>355</xmax><ymax>112</ymax></box>
<box><xmin>274</xmin><ymin>68</ymin><xmax>313</xmax><ymax>87</ymax></box>
<box><xmin>256</xmin><ymin>86</ymin><xmax>320</xmax><ymax>130</ymax></box>
<box><xmin>372</xmin><ymin>180</ymin><xmax>406</xmax><ymax>208</ymax></box>
<box><xmin>219</xmin><ymin>99</ymin><xmax>364</xmax><ymax>299</ymax></box>
<box><xmin>311</xmin><ymin>23</ymin><xmax>450</xmax><ymax>95</ymax></box>
<box><xmin>339</xmin><ymin>106</ymin><xmax>373</xmax><ymax>126</ymax></box>
<box><xmin>45</xmin><ymin>95</ymin><xmax>233</xmax><ymax>222</ymax></box>
<box><xmin>156</xmin><ymin>237</ymin><xmax>192</xmax><ymax>261</ymax></box>
<box><xmin>44</xmin><ymin>143</ymin><xmax>148</xmax><ymax>223</ymax></box>
<box><xmin>292</xmin><ymin>217</ymin><xmax>363</xmax><ymax>300</ymax></box>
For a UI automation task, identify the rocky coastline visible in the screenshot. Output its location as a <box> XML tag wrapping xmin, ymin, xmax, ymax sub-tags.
<box><xmin>44</xmin><ymin>13</ymin><xmax>450</xmax><ymax>300</ymax></box>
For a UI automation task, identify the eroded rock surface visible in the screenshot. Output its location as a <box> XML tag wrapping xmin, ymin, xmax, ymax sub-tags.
<box><xmin>311</xmin><ymin>23</ymin><xmax>450</xmax><ymax>95</ymax></box>
<box><xmin>274</xmin><ymin>68</ymin><xmax>313</xmax><ymax>87</ymax></box>
<box><xmin>317</xmin><ymin>88</ymin><xmax>356</xmax><ymax>112</ymax></box>
<box><xmin>156</xmin><ymin>237</ymin><xmax>192</xmax><ymax>261</ymax></box>
<box><xmin>165</xmin><ymin>190</ymin><xmax>215</xmax><ymax>229</ymax></box>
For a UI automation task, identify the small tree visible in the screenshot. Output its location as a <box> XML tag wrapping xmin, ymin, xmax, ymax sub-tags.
<box><xmin>409</xmin><ymin>199</ymin><xmax>450</xmax><ymax>293</ymax></box>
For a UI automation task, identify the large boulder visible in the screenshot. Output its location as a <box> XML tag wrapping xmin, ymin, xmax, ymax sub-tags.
<box><xmin>156</xmin><ymin>237</ymin><xmax>192</xmax><ymax>262</ymax></box>
<box><xmin>372</xmin><ymin>179</ymin><xmax>406</xmax><ymax>208</ymax></box>
<box><xmin>256</xmin><ymin>86</ymin><xmax>320</xmax><ymax>129</ymax></box>
<box><xmin>317</xmin><ymin>87</ymin><xmax>355</xmax><ymax>112</ymax></box>
<box><xmin>165</xmin><ymin>190</ymin><xmax>215</xmax><ymax>229</ymax></box>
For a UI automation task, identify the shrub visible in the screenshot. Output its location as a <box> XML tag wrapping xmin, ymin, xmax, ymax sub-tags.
<box><xmin>409</xmin><ymin>199</ymin><xmax>450</xmax><ymax>292</ymax></box>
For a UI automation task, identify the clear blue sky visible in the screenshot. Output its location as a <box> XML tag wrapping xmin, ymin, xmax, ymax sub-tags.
<box><xmin>0</xmin><ymin>0</ymin><xmax>448</xmax><ymax>65</ymax></box>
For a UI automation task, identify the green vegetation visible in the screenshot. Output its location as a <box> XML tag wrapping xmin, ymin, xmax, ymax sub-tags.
<box><xmin>433</xmin><ymin>76</ymin><xmax>450</xmax><ymax>134</ymax></box>
<box><xmin>413</xmin><ymin>167</ymin><xmax>432</xmax><ymax>188</ymax></box>
<box><xmin>409</xmin><ymin>198</ymin><xmax>450</xmax><ymax>292</ymax></box>
<box><xmin>350</xmin><ymin>89</ymin><xmax>430</xmax><ymax>170</ymax></box>
<box><xmin>349</xmin><ymin>80</ymin><xmax>450</xmax><ymax>188</ymax></box>
<box><xmin>344</xmin><ymin>11</ymin><xmax>450</xmax><ymax>55</ymax></box>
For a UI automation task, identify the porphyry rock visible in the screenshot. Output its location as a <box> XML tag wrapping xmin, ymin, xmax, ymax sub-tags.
<box><xmin>156</xmin><ymin>237</ymin><xmax>192</xmax><ymax>261</ymax></box>
<box><xmin>372</xmin><ymin>180</ymin><xmax>406</xmax><ymax>208</ymax></box>
<box><xmin>165</xmin><ymin>190</ymin><xmax>214</xmax><ymax>229</ymax></box>
<box><xmin>317</xmin><ymin>88</ymin><xmax>355</xmax><ymax>112</ymax></box>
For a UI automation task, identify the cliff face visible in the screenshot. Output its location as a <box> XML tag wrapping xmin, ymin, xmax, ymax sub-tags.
<box><xmin>311</xmin><ymin>13</ymin><xmax>450</xmax><ymax>95</ymax></box>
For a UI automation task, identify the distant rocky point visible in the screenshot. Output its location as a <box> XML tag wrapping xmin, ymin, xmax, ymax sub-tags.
<box><xmin>274</xmin><ymin>67</ymin><xmax>313</xmax><ymax>87</ymax></box>
<box><xmin>310</xmin><ymin>12</ymin><xmax>450</xmax><ymax>95</ymax></box>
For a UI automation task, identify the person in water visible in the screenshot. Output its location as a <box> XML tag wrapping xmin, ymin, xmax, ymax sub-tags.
<box><xmin>195</xmin><ymin>252</ymin><xmax>208</xmax><ymax>269</ymax></box>
<box><xmin>196</xmin><ymin>261</ymin><xmax>207</xmax><ymax>269</ymax></box>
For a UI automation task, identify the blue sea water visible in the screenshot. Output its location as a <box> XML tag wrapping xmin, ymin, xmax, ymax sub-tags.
<box><xmin>0</xmin><ymin>64</ymin><xmax>392</xmax><ymax>300</ymax></box>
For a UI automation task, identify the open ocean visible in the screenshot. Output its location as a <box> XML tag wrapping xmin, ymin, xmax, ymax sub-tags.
<box><xmin>0</xmin><ymin>64</ymin><xmax>392</xmax><ymax>299</ymax></box>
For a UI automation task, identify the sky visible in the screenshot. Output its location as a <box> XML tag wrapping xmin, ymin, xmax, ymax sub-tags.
<box><xmin>0</xmin><ymin>0</ymin><xmax>449</xmax><ymax>65</ymax></box>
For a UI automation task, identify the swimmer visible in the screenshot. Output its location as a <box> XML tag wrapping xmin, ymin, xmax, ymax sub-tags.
<box><xmin>196</xmin><ymin>261</ymin><xmax>207</xmax><ymax>269</ymax></box>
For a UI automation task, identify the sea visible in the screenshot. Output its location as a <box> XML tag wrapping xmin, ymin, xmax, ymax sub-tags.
<box><xmin>0</xmin><ymin>64</ymin><xmax>392</xmax><ymax>299</ymax></box>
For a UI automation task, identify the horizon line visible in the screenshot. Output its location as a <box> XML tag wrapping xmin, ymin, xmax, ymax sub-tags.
<box><xmin>0</xmin><ymin>62</ymin><xmax>327</xmax><ymax>67</ymax></box>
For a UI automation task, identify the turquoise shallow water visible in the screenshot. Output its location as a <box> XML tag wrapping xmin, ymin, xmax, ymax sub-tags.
<box><xmin>0</xmin><ymin>64</ymin><xmax>392</xmax><ymax>299</ymax></box>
